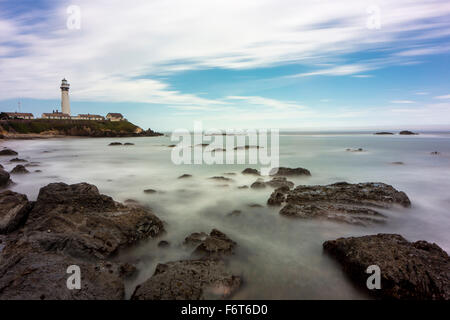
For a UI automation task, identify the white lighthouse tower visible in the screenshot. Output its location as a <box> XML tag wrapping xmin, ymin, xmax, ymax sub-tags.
<box><xmin>60</xmin><ymin>78</ymin><xmax>71</xmax><ymax>115</ymax></box>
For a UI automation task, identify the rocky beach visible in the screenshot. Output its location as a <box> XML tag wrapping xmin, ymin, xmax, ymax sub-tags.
<box><xmin>0</xmin><ymin>132</ymin><xmax>449</xmax><ymax>300</ymax></box>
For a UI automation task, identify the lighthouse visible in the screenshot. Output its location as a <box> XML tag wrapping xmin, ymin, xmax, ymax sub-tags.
<box><xmin>60</xmin><ymin>78</ymin><xmax>71</xmax><ymax>115</ymax></box>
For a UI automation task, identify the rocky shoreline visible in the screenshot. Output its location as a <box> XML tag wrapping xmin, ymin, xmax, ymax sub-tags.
<box><xmin>0</xmin><ymin>146</ymin><xmax>449</xmax><ymax>300</ymax></box>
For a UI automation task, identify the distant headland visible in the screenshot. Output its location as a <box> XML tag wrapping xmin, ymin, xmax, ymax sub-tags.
<box><xmin>0</xmin><ymin>78</ymin><xmax>162</xmax><ymax>139</ymax></box>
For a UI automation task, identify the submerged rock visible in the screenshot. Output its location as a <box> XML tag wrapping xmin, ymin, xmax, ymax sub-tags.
<box><xmin>124</xmin><ymin>143</ymin><xmax>134</xmax><ymax>146</ymax></box>
<box><xmin>0</xmin><ymin>191</ymin><xmax>32</xmax><ymax>234</ymax></box>
<box><xmin>191</xmin><ymin>229</ymin><xmax>237</xmax><ymax>259</ymax></box>
<box><xmin>346</xmin><ymin>148</ymin><xmax>365</xmax><ymax>152</ymax></box>
<box><xmin>108</xmin><ymin>142</ymin><xmax>122</xmax><ymax>146</ymax></box>
<box><xmin>250</xmin><ymin>180</ymin><xmax>266</xmax><ymax>189</ymax></box>
<box><xmin>10</xmin><ymin>158</ymin><xmax>27</xmax><ymax>162</ymax></box>
<box><xmin>131</xmin><ymin>259</ymin><xmax>241</xmax><ymax>300</ymax></box>
<box><xmin>0</xmin><ymin>149</ymin><xmax>18</xmax><ymax>156</ymax></box>
<box><xmin>242</xmin><ymin>168</ymin><xmax>260</xmax><ymax>175</ymax></box>
<box><xmin>209</xmin><ymin>176</ymin><xmax>233</xmax><ymax>182</ymax></box>
<box><xmin>184</xmin><ymin>232</ymin><xmax>208</xmax><ymax>246</ymax></box>
<box><xmin>227</xmin><ymin>210</ymin><xmax>242</xmax><ymax>217</ymax></box>
<box><xmin>272</xmin><ymin>182</ymin><xmax>410</xmax><ymax>225</ymax></box>
<box><xmin>143</xmin><ymin>189</ymin><xmax>157</xmax><ymax>194</ymax></box>
<box><xmin>265</xmin><ymin>177</ymin><xmax>294</xmax><ymax>189</ymax></box>
<box><xmin>399</xmin><ymin>130</ymin><xmax>417</xmax><ymax>135</ymax></box>
<box><xmin>323</xmin><ymin>234</ymin><xmax>449</xmax><ymax>300</ymax></box>
<box><xmin>10</xmin><ymin>165</ymin><xmax>29</xmax><ymax>174</ymax></box>
<box><xmin>158</xmin><ymin>240</ymin><xmax>170</xmax><ymax>248</ymax></box>
<box><xmin>178</xmin><ymin>174</ymin><xmax>192</xmax><ymax>179</ymax></box>
<box><xmin>269</xmin><ymin>167</ymin><xmax>311</xmax><ymax>176</ymax></box>
<box><xmin>132</xmin><ymin>229</ymin><xmax>240</xmax><ymax>300</ymax></box>
<box><xmin>374</xmin><ymin>132</ymin><xmax>394</xmax><ymax>135</ymax></box>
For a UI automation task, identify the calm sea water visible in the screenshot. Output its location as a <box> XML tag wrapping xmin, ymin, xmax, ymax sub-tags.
<box><xmin>2</xmin><ymin>132</ymin><xmax>450</xmax><ymax>299</ymax></box>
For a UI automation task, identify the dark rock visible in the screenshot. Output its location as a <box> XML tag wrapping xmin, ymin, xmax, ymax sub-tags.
<box><xmin>35</xmin><ymin>170</ymin><xmax>42</xmax><ymax>173</ymax></box>
<box><xmin>323</xmin><ymin>234</ymin><xmax>449</xmax><ymax>300</ymax></box>
<box><xmin>241</xmin><ymin>168</ymin><xmax>260</xmax><ymax>175</ymax></box>
<box><xmin>0</xmin><ymin>182</ymin><xmax>166</xmax><ymax>299</ymax></box>
<box><xmin>237</xmin><ymin>185</ymin><xmax>248</xmax><ymax>189</ymax></box>
<box><xmin>346</xmin><ymin>148</ymin><xmax>365</xmax><ymax>152</ymax></box>
<box><xmin>10</xmin><ymin>165</ymin><xmax>29</xmax><ymax>174</ymax></box>
<box><xmin>124</xmin><ymin>143</ymin><xmax>134</xmax><ymax>146</ymax></box>
<box><xmin>119</xmin><ymin>262</ymin><xmax>137</xmax><ymax>278</ymax></box>
<box><xmin>0</xmin><ymin>169</ymin><xmax>11</xmax><ymax>187</ymax></box>
<box><xmin>184</xmin><ymin>232</ymin><xmax>208</xmax><ymax>246</ymax></box>
<box><xmin>108</xmin><ymin>142</ymin><xmax>122</xmax><ymax>146</ymax></box>
<box><xmin>234</xmin><ymin>145</ymin><xmax>261</xmax><ymax>150</ymax></box>
<box><xmin>143</xmin><ymin>189</ymin><xmax>157</xmax><ymax>194</ymax></box>
<box><xmin>178</xmin><ymin>174</ymin><xmax>192</xmax><ymax>179</ymax></box>
<box><xmin>399</xmin><ymin>130</ymin><xmax>417</xmax><ymax>135</ymax></box>
<box><xmin>24</xmin><ymin>182</ymin><xmax>164</xmax><ymax>259</ymax></box>
<box><xmin>158</xmin><ymin>240</ymin><xmax>170</xmax><ymax>248</ymax></box>
<box><xmin>131</xmin><ymin>259</ymin><xmax>241</xmax><ymax>300</ymax></box>
<box><xmin>276</xmin><ymin>182</ymin><xmax>411</xmax><ymax>225</ymax></box>
<box><xmin>0</xmin><ymin>164</ymin><xmax>3</xmax><ymax>169</ymax></box>
<box><xmin>209</xmin><ymin>176</ymin><xmax>232</xmax><ymax>182</ymax></box>
<box><xmin>0</xmin><ymin>248</ymin><xmax>125</xmax><ymax>299</ymax></box>
<box><xmin>227</xmin><ymin>210</ymin><xmax>242</xmax><ymax>217</ymax></box>
<box><xmin>269</xmin><ymin>167</ymin><xmax>311</xmax><ymax>176</ymax></box>
<box><xmin>267</xmin><ymin>187</ymin><xmax>288</xmax><ymax>206</ymax></box>
<box><xmin>167</xmin><ymin>144</ymin><xmax>176</xmax><ymax>148</ymax></box>
<box><xmin>192</xmin><ymin>229</ymin><xmax>237</xmax><ymax>259</ymax></box>
<box><xmin>10</xmin><ymin>158</ymin><xmax>27</xmax><ymax>163</ymax></box>
<box><xmin>374</xmin><ymin>132</ymin><xmax>394</xmax><ymax>135</ymax></box>
<box><xmin>250</xmin><ymin>180</ymin><xmax>266</xmax><ymax>189</ymax></box>
<box><xmin>265</xmin><ymin>177</ymin><xmax>294</xmax><ymax>189</ymax></box>
<box><xmin>0</xmin><ymin>190</ymin><xmax>32</xmax><ymax>234</ymax></box>
<box><xmin>0</xmin><ymin>149</ymin><xmax>18</xmax><ymax>156</ymax></box>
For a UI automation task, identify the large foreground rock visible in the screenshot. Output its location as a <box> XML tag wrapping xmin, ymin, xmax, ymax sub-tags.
<box><xmin>323</xmin><ymin>234</ymin><xmax>449</xmax><ymax>300</ymax></box>
<box><xmin>270</xmin><ymin>182</ymin><xmax>411</xmax><ymax>225</ymax></box>
<box><xmin>0</xmin><ymin>247</ymin><xmax>125</xmax><ymax>300</ymax></box>
<box><xmin>131</xmin><ymin>259</ymin><xmax>241</xmax><ymax>300</ymax></box>
<box><xmin>0</xmin><ymin>182</ymin><xmax>165</xmax><ymax>299</ymax></box>
<box><xmin>24</xmin><ymin>182</ymin><xmax>164</xmax><ymax>259</ymax></box>
<box><xmin>0</xmin><ymin>191</ymin><xmax>32</xmax><ymax>234</ymax></box>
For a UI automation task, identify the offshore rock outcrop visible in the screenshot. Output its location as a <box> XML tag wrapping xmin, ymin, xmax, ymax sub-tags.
<box><xmin>269</xmin><ymin>182</ymin><xmax>411</xmax><ymax>225</ymax></box>
<box><xmin>323</xmin><ymin>234</ymin><xmax>450</xmax><ymax>300</ymax></box>
<box><xmin>269</xmin><ymin>167</ymin><xmax>311</xmax><ymax>176</ymax></box>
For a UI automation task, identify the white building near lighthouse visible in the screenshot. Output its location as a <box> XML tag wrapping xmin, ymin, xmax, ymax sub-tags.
<box><xmin>60</xmin><ymin>78</ymin><xmax>70</xmax><ymax>115</ymax></box>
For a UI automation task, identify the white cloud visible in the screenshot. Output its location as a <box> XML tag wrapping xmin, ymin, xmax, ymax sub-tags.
<box><xmin>390</xmin><ymin>100</ymin><xmax>416</xmax><ymax>104</ymax></box>
<box><xmin>434</xmin><ymin>94</ymin><xmax>450</xmax><ymax>99</ymax></box>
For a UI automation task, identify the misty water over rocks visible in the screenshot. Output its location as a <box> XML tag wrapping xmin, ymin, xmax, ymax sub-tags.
<box><xmin>2</xmin><ymin>132</ymin><xmax>450</xmax><ymax>299</ymax></box>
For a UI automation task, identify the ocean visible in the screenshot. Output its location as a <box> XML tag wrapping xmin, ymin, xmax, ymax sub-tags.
<box><xmin>2</xmin><ymin>132</ymin><xmax>450</xmax><ymax>299</ymax></box>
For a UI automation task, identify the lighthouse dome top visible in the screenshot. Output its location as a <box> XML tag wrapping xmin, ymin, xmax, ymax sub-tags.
<box><xmin>60</xmin><ymin>78</ymin><xmax>70</xmax><ymax>89</ymax></box>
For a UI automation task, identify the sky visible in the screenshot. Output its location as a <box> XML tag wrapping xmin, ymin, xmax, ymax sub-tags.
<box><xmin>0</xmin><ymin>0</ymin><xmax>449</xmax><ymax>131</ymax></box>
